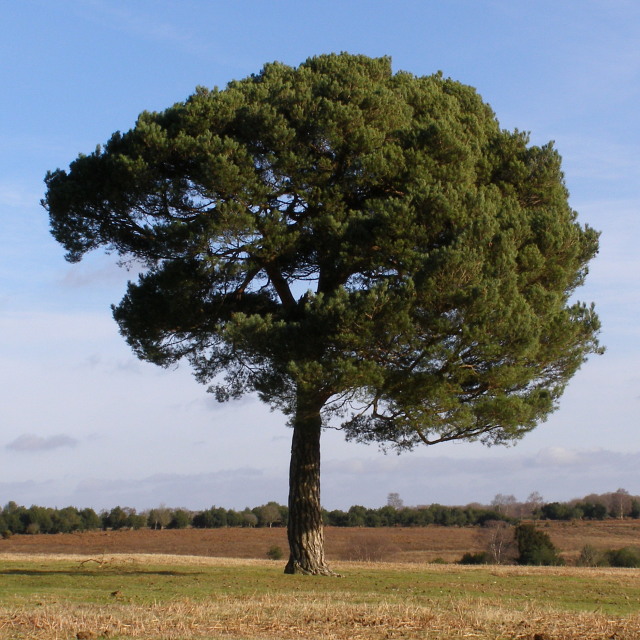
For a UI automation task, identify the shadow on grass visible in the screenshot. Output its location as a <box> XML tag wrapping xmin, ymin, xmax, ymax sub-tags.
<box><xmin>0</xmin><ymin>569</ymin><xmax>202</xmax><ymax>577</ymax></box>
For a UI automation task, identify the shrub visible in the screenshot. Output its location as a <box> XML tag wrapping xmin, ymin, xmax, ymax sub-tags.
<box><xmin>515</xmin><ymin>523</ymin><xmax>564</xmax><ymax>566</ymax></box>
<box><xmin>605</xmin><ymin>547</ymin><xmax>640</xmax><ymax>568</ymax></box>
<box><xmin>526</xmin><ymin>545</ymin><xmax>565</xmax><ymax>566</ymax></box>
<box><xmin>578</xmin><ymin>544</ymin><xmax>606</xmax><ymax>567</ymax></box>
<box><xmin>266</xmin><ymin>545</ymin><xmax>284</xmax><ymax>560</ymax></box>
<box><xmin>459</xmin><ymin>551</ymin><xmax>491</xmax><ymax>565</ymax></box>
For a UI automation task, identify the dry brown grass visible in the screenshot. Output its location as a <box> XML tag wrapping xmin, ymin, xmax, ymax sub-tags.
<box><xmin>538</xmin><ymin>520</ymin><xmax>640</xmax><ymax>563</ymax></box>
<box><xmin>0</xmin><ymin>552</ymin><xmax>269</xmax><ymax>567</ymax></box>
<box><xmin>2</xmin><ymin>520</ymin><xmax>639</xmax><ymax>565</ymax></box>
<box><xmin>3</xmin><ymin>588</ymin><xmax>640</xmax><ymax>639</ymax></box>
<box><xmin>0</xmin><ymin>527</ymin><xmax>290</xmax><ymax>560</ymax></box>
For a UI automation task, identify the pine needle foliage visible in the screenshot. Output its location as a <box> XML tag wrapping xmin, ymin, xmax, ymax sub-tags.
<box><xmin>43</xmin><ymin>54</ymin><xmax>602</xmax><ymax>572</ymax></box>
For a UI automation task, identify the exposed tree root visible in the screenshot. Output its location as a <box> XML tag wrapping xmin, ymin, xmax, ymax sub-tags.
<box><xmin>283</xmin><ymin>559</ymin><xmax>341</xmax><ymax>576</ymax></box>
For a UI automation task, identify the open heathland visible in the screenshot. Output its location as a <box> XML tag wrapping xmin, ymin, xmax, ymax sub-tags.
<box><xmin>1</xmin><ymin>554</ymin><xmax>640</xmax><ymax>639</ymax></box>
<box><xmin>1</xmin><ymin>521</ymin><xmax>639</xmax><ymax>564</ymax></box>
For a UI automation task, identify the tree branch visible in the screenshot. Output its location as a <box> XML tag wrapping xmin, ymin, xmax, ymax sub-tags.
<box><xmin>264</xmin><ymin>263</ymin><xmax>296</xmax><ymax>309</ymax></box>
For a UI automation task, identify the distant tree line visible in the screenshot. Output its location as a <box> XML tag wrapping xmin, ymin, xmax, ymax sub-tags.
<box><xmin>324</xmin><ymin>504</ymin><xmax>511</xmax><ymax>527</ymax></box>
<box><xmin>0</xmin><ymin>501</ymin><xmax>102</xmax><ymax>535</ymax></box>
<box><xmin>1</xmin><ymin>488</ymin><xmax>638</xmax><ymax>537</ymax></box>
<box><xmin>0</xmin><ymin>500</ymin><xmax>510</xmax><ymax>536</ymax></box>
<box><xmin>487</xmin><ymin>488</ymin><xmax>640</xmax><ymax>521</ymax></box>
<box><xmin>0</xmin><ymin>501</ymin><xmax>289</xmax><ymax>536</ymax></box>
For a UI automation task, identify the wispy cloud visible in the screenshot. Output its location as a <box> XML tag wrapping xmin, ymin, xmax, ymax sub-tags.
<box><xmin>58</xmin><ymin>254</ymin><xmax>139</xmax><ymax>289</ymax></box>
<box><xmin>321</xmin><ymin>447</ymin><xmax>640</xmax><ymax>507</ymax></box>
<box><xmin>326</xmin><ymin>447</ymin><xmax>640</xmax><ymax>478</ymax></box>
<box><xmin>6</xmin><ymin>434</ymin><xmax>78</xmax><ymax>452</ymax></box>
<box><xmin>71</xmin><ymin>468</ymin><xmax>284</xmax><ymax>511</ymax></box>
<box><xmin>0</xmin><ymin>447</ymin><xmax>637</xmax><ymax>511</ymax></box>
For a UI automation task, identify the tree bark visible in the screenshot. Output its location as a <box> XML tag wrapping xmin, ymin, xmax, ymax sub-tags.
<box><xmin>284</xmin><ymin>391</ymin><xmax>335</xmax><ymax>575</ymax></box>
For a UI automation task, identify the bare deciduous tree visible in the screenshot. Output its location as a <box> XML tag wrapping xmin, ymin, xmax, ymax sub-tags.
<box><xmin>386</xmin><ymin>493</ymin><xmax>404</xmax><ymax>510</ymax></box>
<box><xmin>148</xmin><ymin>505</ymin><xmax>172</xmax><ymax>530</ymax></box>
<box><xmin>525</xmin><ymin>491</ymin><xmax>544</xmax><ymax>520</ymax></box>
<box><xmin>491</xmin><ymin>494</ymin><xmax>518</xmax><ymax>518</ymax></box>
<box><xmin>482</xmin><ymin>520</ymin><xmax>515</xmax><ymax>564</ymax></box>
<box><xmin>608</xmin><ymin>488</ymin><xmax>632</xmax><ymax>520</ymax></box>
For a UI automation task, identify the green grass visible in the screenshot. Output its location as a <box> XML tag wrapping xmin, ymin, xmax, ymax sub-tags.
<box><xmin>1</xmin><ymin>555</ymin><xmax>639</xmax><ymax>613</ymax></box>
<box><xmin>1</xmin><ymin>555</ymin><xmax>639</xmax><ymax>639</ymax></box>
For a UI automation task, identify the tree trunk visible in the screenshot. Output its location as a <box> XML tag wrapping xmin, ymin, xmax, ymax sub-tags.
<box><xmin>284</xmin><ymin>391</ymin><xmax>335</xmax><ymax>575</ymax></box>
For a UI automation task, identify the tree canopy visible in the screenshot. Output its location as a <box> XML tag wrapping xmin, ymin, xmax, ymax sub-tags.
<box><xmin>44</xmin><ymin>53</ymin><xmax>601</xmax><ymax>573</ymax></box>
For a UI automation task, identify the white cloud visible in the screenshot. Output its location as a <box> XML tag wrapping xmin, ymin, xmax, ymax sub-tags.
<box><xmin>59</xmin><ymin>260</ymin><xmax>131</xmax><ymax>289</ymax></box>
<box><xmin>320</xmin><ymin>447</ymin><xmax>640</xmax><ymax>508</ymax></box>
<box><xmin>69</xmin><ymin>468</ymin><xmax>286</xmax><ymax>511</ymax></box>
<box><xmin>6</xmin><ymin>434</ymin><xmax>78</xmax><ymax>452</ymax></box>
<box><xmin>0</xmin><ymin>446</ymin><xmax>638</xmax><ymax>512</ymax></box>
<box><xmin>531</xmin><ymin>447</ymin><xmax>606</xmax><ymax>468</ymax></box>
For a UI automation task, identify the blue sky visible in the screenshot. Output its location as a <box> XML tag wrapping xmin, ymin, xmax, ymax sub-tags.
<box><xmin>1</xmin><ymin>1</ymin><xmax>639</xmax><ymax>512</ymax></box>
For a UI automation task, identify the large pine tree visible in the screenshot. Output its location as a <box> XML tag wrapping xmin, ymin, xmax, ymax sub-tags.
<box><xmin>44</xmin><ymin>54</ymin><xmax>601</xmax><ymax>574</ymax></box>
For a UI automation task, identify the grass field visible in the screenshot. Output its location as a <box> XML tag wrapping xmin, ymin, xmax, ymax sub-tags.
<box><xmin>3</xmin><ymin>520</ymin><xmax>640</xmax><ymax>564</ymax></box>
<box><xmin>1</xmin><ymin>553</ymin><xmax>640</xmax><ymax>639</ymax></box>
<box><xmin>1</xmin><ymin>524</ymin><xmax>639</xmax><ymax>639</ymax></box>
